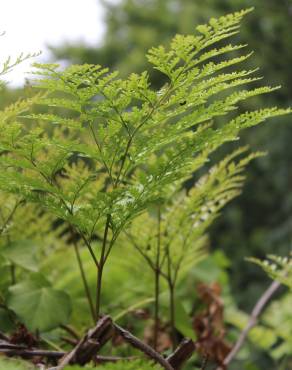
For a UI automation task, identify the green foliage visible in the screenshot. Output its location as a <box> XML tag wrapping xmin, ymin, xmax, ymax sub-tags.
<box><xmin>0</xmin><ymin>8</ymin><xmax>291</xmax><ymax>369</ymax></box>
<box><xmin>124</xmin><ymin>147</ymin><xmax>263</xmax><ymax>330</ymax></box>
<box><xmin>262</xmin><ymin>293</ymin><xmax>292</xmax><ymax>360</ymax></box>
<box><xmin>250</xmin><ymin>254</ymin><xmax>292</xmax><ymax>290</ymax></box>
<box><xmin>7</xmin><ymin>277</ymin><xmax>71</xmax><ymax>331</ymax></box>
<box><xmin>0</xmin><ymin>192</ymin><xmax>70</xmax><ymax>332</ymax></box>
<box><xmin>53</xmin><ymin>0</ymin><xmax>292</xmax><ymax>323</ymax></box>
<box><xmin>0</xmin><ymin>358</ymin><xmax>34</xmax><ymax>370</ymax></box>
<box><xmin>0</xmin><ymin>9</ymin><xmax>289</xmax><ymax>244</ymax></box>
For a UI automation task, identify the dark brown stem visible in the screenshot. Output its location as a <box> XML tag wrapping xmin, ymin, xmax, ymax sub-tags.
<box><xmin>165</xmin><ymin>245</ymin><xmax>177</xmax><ymax>350</ymax></box>
<box><xmin>154</xmin><ymin>206</ymin><xmax>161</xmax><ymax>350</ymax></box>
<box><xmin>71</xmin><ymin>231</ymin><xmax>95</xmax><ymax>323</ymax></box>
<box><xmin>96</xmin><ymin>215</ymin><xmax>111</xmax><ymax>319</ymax></box>
<box><xmin>168</xmin><ymin>281</ymin><xmax>177</xmax><ymax>350</ymax></box>
<box><xmin>154</xmin><ymin>267</ymin><xmax>160</xmax><ymax>350</ymax></box>
<box><xmin>114</xmin><ymin>323</ymin><xmax>174</xmax><ymax>370</ymax></box>
<box><xmin>96</xmin><ymin>265</ymin><xmax>104</xmax><ymax>320</ymax></box>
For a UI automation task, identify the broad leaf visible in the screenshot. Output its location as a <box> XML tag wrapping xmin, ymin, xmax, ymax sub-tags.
<box><xmin>7</xmin><ymin>279</ymin><xmax>72</xmax><ymax>332</ymax></box>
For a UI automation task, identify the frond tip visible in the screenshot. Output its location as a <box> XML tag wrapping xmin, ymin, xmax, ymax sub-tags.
<box><xmin>249</xmin><ymin>253</ymin><xmax>292</xmax><ymax>290</ymax></box>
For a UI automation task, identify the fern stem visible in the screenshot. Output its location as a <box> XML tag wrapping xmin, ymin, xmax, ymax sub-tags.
<box><xmin>96</xmin><ymin>215</ymin><xmax>111</xmax><ymax>319</ymax></box>
<box><xmin>165</xmin><ymin>246</ymin><xmax>177</xmax><ymax>350</ymax></box>
<box><xmin>72</xmin><ymin>237</ymin><xmax>95</xmax><ymax>324</ymax></box>
<box><xmin>168</xmin><ymin>281</ymin><xmax>177</xmax><ymax>350</ymax></box>
<box><xmin>154</xmin><ymin>268</ymin><xmax>160</xmax><ymax>350</ymax></box>
<box><xmin>96</xmin><ymin>265</ymin><xmax>104</xmax><ymax>321</ymax></box>
<box><xmin>154</xmin><ymin>206</ymin><xmax>161</xmax><ymax>350</ymax></box>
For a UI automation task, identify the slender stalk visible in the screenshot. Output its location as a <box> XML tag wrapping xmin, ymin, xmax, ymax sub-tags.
<box><xmin>0</xmin><ymin>200</ymin><xmax>23</xmax><ymax>235</ymax></box>
<box><xmin>164</xmin><ymin>244</ymin><xmax>177</xmax><ymax>350</ymax></box>
<box><xmin>96</xmin><ymin>265</ymin><xmax>104</xmax><ymax>320</ymax></box>
<box><xmin>71</xmin><ymin>235</ymin><xmax>95</xmax><ymax>323</ymax></box>
<box><xmin>154</xmin><ymin>206</ymin><xmax>161</xmax><ymax>350</ymax></box>
<box><xmin>96</xmin><ymin>215</ymin><xmax>111</xmax><ymax>319</ymax></box>
<box><xmin>114</xmin><ymin>323</ymin><xmax>174</xmax><ymax>370</ymax></box>
<box><xmin>154</xmin><ymin>268</ymin><xmax>160</xmax><ymax>349</ymax></box>
<box><xmin>168</xmin><ymin>281</ymin><xmax>177</xmax><ymax>350</ymax></box>
<box><xmin>60</xmin><ymin>324</ymin><xmax>80</xmax><ymax>340</ymax></box>
<box><xmin>79</xmin><ymin>232</ymin><xmax>100</xmax><ymax>269</ymax></box>
<box><xmin>221</xmin><ymin>280</ymin><xmax>281</xmax><ymax>368</ymax></box>
<box><xmin>113</xmin><ymin>297</ymin><xmax>154</xmax><ymax>322</ymax></box>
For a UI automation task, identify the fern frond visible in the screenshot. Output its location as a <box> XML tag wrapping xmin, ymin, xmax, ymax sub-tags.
<box><xmin>250</xmin><ymin>254</ymin><xmax>292</xmax><ymax>290</ymax></box>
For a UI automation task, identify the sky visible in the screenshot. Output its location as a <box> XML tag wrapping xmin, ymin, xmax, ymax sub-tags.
<box><xmin>0</xmin><ymin>0</ymin><xmax>106</xmax><ymax>86</ymax></box>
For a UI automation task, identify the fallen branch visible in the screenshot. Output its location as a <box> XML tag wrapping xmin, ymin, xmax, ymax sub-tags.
<box><xmin>0</xmin><ymin>341</ymin><xmax>27</xmax><ymax>350</ymax></box>
<box><xmin>113</xmin><ymin>323</ymin><xmax>174</xmax><ymax>370</ymax></box>
<box><xmin>0</xmin><ymin>348</ymin><xmax>64</xmax><ymax>359</ymax></box>
<box><xmin>166</xmin><ymin>338</ymin><xmax>195</xmax><ymax>369</ymax></box>
<box><xmin>1</xmin><ymin>318</ymin><xmax>196</xmax><ymax>370</ymax></box>
<box><xmin>222</xmin><ymin>280</ymin><xmax>281</xmax><ymax>368</ymax></box>
<box><xmin>0</xmin><ymin>346</ymin><xmax>136</xmax><ymax>363</ymax></box>
<box><xmin>53</xmin><ymin>315</ymin><xmax>114</xmax><ymax>369</ymax></box>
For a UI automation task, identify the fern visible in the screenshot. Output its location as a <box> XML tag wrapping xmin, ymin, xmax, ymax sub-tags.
<box><xmin>0</xmin><ymin>32</ymin><xmax>39</xmax><ymax>90</ymax></box>
<box><xmin>0</xmin><ymin>8</ymin><xmax>290</xmax><ymax>324</ymax></box>
<box><xmin>124</xmin><ymin>147</ymin><xmax>263</xmax><ymax>345</ymax></box>
<box><xmin>250</xmin><ymin>253</ymin><xmax>292</xmax><ymax>290</ymax></box>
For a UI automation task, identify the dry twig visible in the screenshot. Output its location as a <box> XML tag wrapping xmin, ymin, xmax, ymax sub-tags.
<box><xmin>220</xmin><ymin>280</ymin><xmax>281</xmax><ymax>368</ymax></box>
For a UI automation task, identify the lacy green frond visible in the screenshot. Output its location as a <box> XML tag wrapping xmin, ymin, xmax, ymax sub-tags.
<box><xmin>0</xmin><ymin>9</ymin><xmax>290</xmax><ymax>319</ymax></box>
<box><xmin>126</xmin><ymin>147</ymin><xmax>263</xmax><ymax>284</ymax></box>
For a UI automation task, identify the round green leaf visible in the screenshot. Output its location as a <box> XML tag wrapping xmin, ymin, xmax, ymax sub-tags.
<box><xmin>7</xmin><ymin>280</ymin><xmax>72</xmax><ymax>332</ymax></box>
